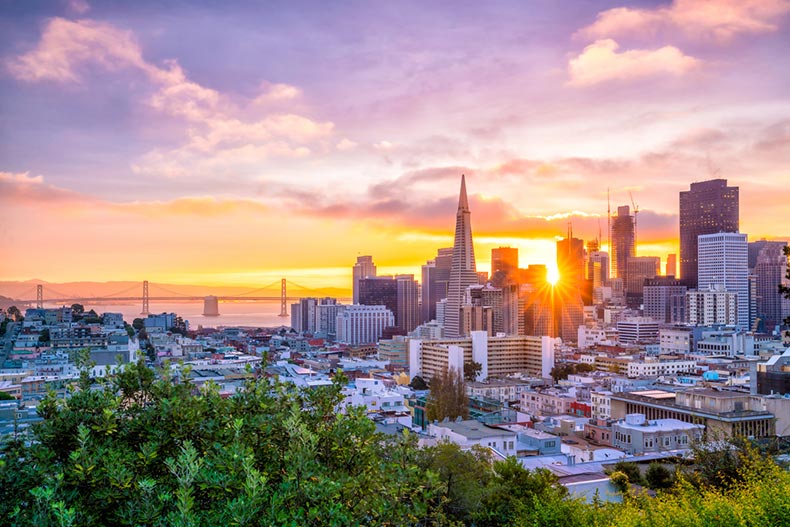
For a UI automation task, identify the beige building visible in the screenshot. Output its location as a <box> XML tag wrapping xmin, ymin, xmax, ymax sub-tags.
<box><xmin>610</xmin><ymin>388</ymin><xmax>779</xmax><ymax>439</ymax></box>
<box><xmin>409</xmin><ymin>331</ymin><xmax>555</xmax><ymax>382</ymax></box>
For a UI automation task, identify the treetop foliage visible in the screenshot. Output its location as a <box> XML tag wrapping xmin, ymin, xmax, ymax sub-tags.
<box><xmin>0</xmin><ymin>359</ymin><xmax>788</xmax><ymax>526</ymax></box>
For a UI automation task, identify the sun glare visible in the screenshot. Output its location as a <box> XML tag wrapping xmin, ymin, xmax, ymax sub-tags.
<box><xmin>547</xmin><ymin>265</ymin><xmax>560</xmax><ymax>286</ymax></box>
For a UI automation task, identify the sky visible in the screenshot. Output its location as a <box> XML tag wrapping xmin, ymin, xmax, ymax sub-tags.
<box><xmin>1</xmin><ymin>0</ymin><xmax>789</xmax><ymax>290</ymax></box>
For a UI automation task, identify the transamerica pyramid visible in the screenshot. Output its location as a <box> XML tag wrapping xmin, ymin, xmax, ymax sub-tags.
<box><xmin>444</xmin><ymin>174</ymin><xmax>479</xmax><ymax>338</ymax></box>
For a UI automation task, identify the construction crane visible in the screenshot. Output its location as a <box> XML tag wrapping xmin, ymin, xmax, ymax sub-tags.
<box><xmin>629</xmin><ymin>190</ymin><xmax>640</xmax><ymax>253</ymax></box>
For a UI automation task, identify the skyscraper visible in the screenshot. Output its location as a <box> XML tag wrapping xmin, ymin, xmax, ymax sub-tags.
<box><xmin>491</xmin><ymin>247</ymin><xmax>519</xmax><ymax>286</ymax></box>
<box><xmin>587</xmin><ymin>251</ymin><xmax>609</xmax><ymax>289</ymax></box>
<box><xmin>751</xmin><ymin>240</ymin><xmax>790</xmax><ymax>329</ymax></box>
<box><xmin>666</xmin><ymin>254</ymin><xmax>677</xmax><ymax>277</ymax></box>
<box><xmin>421</xmin><ymin>247</ymin><xmax>453</xmax><ymax>323</ymax></box>
<box><xmin>445</xmin><ymin>175</ymin><xmax>478</xmax><ymax>338</ymax></box>
<box><xmin>625</xmin><ymin>256</ymin><xmax>661</xmax><ymax>306</ymax></box>
<box><xmin>352</xmin><ymin>256</ymin><xmax>377</xmax><ymax>303</ymax></box>
<box><xmin>395</xmin><ymin>274</ymin><xmax>420</xmax><ymax>333</ymax></box>
<box><xmin>698</xmin><ymin>232</ymin><xmax>749</xmax><ymax>329</ymax></box>
<box><xmin>611</xmin><ymin>205</ymin><xmax>635</xmax><ymax>281</ymax></box>
<box><xmin>556</xmin><ymin>235</ymin><xmax>585</xmax><ymax>288</ymax></box>
<box><xmin>679</xmin><ymin>179</ymin><xmax>739</xmax><ymax>288</ymax></box>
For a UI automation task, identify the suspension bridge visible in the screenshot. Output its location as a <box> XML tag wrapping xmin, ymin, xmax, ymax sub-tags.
<box><xmin>9</xmin><ymin>279</ymin><xmax>338</xmax><ymax>317</ymax></box>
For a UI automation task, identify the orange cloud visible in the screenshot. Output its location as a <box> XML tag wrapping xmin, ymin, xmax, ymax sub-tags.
<box><xmin>568</xmin><ymin>39</ymin><xmax>699</xmax><ymax>86</ymax></box>
<box><xmin>579</xmin><ymin>0</ymin><xmax>790</xmax><ymax>43</ymax></box>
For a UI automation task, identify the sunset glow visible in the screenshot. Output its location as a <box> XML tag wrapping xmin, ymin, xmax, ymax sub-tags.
<box><xmin>1</xmin><ymin>1</ymin><xmax>789</xmax><ymax>290</ymax></box>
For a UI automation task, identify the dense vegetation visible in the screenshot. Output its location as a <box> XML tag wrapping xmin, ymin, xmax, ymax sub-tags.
<box><xmin>1</xmin><ymin>360</ymin><xmax>788</xmax><ymax>526</ymax></box>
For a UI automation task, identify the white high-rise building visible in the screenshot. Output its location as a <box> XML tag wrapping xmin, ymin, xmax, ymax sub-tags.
<box><xmin>686</xmin><ymin>285</ymin><xmax>738</xmax><ymax>326</ymax></box>
<box><xmin>336</xmin><ymin>305</ymin><xmax>394</xmax><ymax>346</ymax></box>
<box><xmin>698</xmin><ymin>232</ymin><xmax>749</xmax><ymax>330</ymax></box>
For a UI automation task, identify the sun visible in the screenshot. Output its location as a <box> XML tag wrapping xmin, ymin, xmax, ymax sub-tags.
<box><xmin>547</xmin><ymin>265</ymin><xmax>560</xmax><ymax>286</ymax></box>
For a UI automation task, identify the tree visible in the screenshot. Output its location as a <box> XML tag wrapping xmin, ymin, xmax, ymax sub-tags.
<box><xmin>426</xmin><ymin>366</ymin><xmax>469</xmax><ymax>422</ymax></box>
<box><xmin>7</xmin><ymin>305</ymin><xmax>21</xmax><ymax>320</ymax></box>
<box><xmin>38</xmin><ymin>328</ymin><xmax>50</xmax><ymax>344</ymax></box>
<box><xmin>409</xmin><ymin>375</ymin><xmax>428</xmax><ymax>390</ymax></box>
<box><xmin>71</xmin><ymin>303</ymin><xmax>85</xmax><ymax>315</ymax></box>
<box><xmin>607</xmin><ymin>461</ymin><xmax>643</xmax><ymax>486</ymax></box>
<box><xmin>132</xmin><ymin>318</ymin><xmax>144</xmax><ymax>331</ymax></box>
<box><xmin>645</xmin><ymin>462</ymin><xmax>674</xmax><ymax>490</ymax></box>
<box><xmin>0</xmin><ymin>391</ymin><xmax>14</xmax><ymax>400</ymax></box>
<box><xmin>463</xmin><ymin>360</ymin><xmax>482</xmax><ymax>382</ymax></box>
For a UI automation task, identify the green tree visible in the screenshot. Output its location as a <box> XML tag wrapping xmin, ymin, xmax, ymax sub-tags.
<box><xmin>426</xmin><ymin>366</ymin><xmax>469</xmax><ymax>423</ymax></box>
<box><xmin>607</xmin><ymin>461</ymin><xmax>643</xmax><ymax>486</ymax></box>
<box><xmin>418</xmin><ymin>442</ymin><xmax>492</xmax><ymax>524</ymax></box>
<box><xmin>645</xmin><ymin>462</ymin><xmax>673</xmax><ymax>490</ymax></box>
<box><xmin>0</xmin><ymin>391</ymin><xmax>15</xmax><ymax>400</ymax></box>
<box><xmin>7</xmin><ymin>305</ymin><xmax>21</xmax><ymax>320</ymax></box>
<box><xmin>463</xmin><ymin>360</ymin><xmax>482</xmax><ymax>382</ymax></box>
<box><xmin>71</xmin><ymin>304</ymin><xmax>85</xmax><ymax>315</ymax></box>
<box><xmin>39</xmin><ymin>328</ymin><xmax>50</xmax><ymax>344</ymax></box>
<box><xmin>132</xmin><ymin>318</ymin><xmax>144</xmax><ymax>331</ymax></box>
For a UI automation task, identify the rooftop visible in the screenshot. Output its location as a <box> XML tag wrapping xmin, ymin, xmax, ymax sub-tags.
<box><xmin>432</xmin><ymin>419</ymin><xmax>516</xmax><ymax>440</ymax></box>
<box><xmin>615</xmin><ymin>418</ymin><xmax>704</xmax><ymax>432</ymax></box>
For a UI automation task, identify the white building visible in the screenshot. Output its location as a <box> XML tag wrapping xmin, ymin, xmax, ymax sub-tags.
<box><xmin>316</xmin><ymin>303</ymin><xmax>346</xmax><ymax>336</ymax></box>
<box><xmin>336</xmin><ymin>305</ymin><xmax>394</xmax><ymax>346</ymax></box>
<box><xmin>697</xmin><ymin>232</ymin><xmax>749</xmax><ymax>330</ymax></box>
<box><xmin>409</xmin><ymin>331</ymin><xmax>555</xmax><ymax>382</ymax></box>
<box><xmin>686</xmin><ymin>285</ymin><xmax>738</xmax><ymax>327</ymax></box>
<box><xmin>577</xmin><ymin>324</ymin><xmax>619</xmax><ymax>350</ymax></box>
<box><xmin>617</xmin><ymin>317</ymin><xmax>659</xmax><ymax>344</ymax></box>
<box><xmin>612</xmin><ymin>414</ymin><xmax>704</xmax><ymax>455</ymax></box>
<box><xmin>591</xmin><ymin>390</ymin><xmax>612</xmax><ymax>420</ymax></box>
<box><xmin>626</xmin><ymin>359</ymin><xmax>696</xmax><ymax>378</ymax></box>
<box><xmin>428</xmin><ymin>419</ymin><xmax>518</xmax><ymax>456</ymax></box>
<box><xmin>342</xmin><ymin>378</ymin><xmax>409</xmax><ymax>415</ymax></box>
<box><xmin>660</xmin><ymin>326</ymin><xmax>694</xmax><ymax>355</ymax></box>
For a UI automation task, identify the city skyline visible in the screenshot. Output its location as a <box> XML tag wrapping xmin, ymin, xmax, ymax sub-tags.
<box><xmin>2</xmin><ymin>1</ymin><xmax>790</xmax><ymax>288</ymax></box>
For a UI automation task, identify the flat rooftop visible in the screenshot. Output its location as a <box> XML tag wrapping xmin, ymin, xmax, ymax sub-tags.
<box><xmin>433</xmin><ymin>420</ymin><xmax>516</xmax><ymax>440</ymax></box>
<box><xmin>616</xmin><ymin>418</ymin><xmax>703</xmax><ymax>432</ymax></box>
<box><xmin>629</xmin><ymin>390</ymin><xmax>677</xmax><ymax>400</ymax></box>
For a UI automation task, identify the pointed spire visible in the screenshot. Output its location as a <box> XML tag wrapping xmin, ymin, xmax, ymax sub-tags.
<box><xmin>458</xmin><ymin>174</ymin><xmax>469</xmax><ymax>212</ymax></box>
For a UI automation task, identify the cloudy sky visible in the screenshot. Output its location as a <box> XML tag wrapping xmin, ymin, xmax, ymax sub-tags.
<box><xmin>1</xmin><ymin>0</ymin><xmax>788</xmax><ymax>289</ymax></box>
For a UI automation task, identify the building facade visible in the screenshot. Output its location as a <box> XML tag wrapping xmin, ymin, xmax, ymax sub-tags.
<box><xmin>679</xmin><ymin>179</ymin><xmax>739</xmax><ymax>288</ymax></box>
<box><xmin>445</xmin><ymin>175</ymin><xmax>479</xmax><ymax>338</ymax></box>
<box><xmin>697</xmin><ymin>232</ymin><xmax>749</xmax><ymax>329</ymax></box>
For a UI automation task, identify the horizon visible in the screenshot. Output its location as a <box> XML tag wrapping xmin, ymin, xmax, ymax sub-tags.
<box><xmin>2</xmin><ymin>1</ymin><xmax>789</xmax><ymax>287</ymax></box>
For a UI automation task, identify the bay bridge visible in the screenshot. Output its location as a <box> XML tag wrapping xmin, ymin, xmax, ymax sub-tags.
<box><xmin>10</xmin><ymin>279</ymin><xmax>340</xmax><ymax>317</ymax></box>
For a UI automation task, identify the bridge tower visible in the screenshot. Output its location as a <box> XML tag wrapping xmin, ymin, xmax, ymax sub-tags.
<box><xmin>279</xmin><ymin>278</ymin><xmax>288</xmax><ymax>317</ymax></box>
<box><xmin>141</xmin><ymin>280</ymin><xmax>150</xmax><ymax>315</ymax></box>
<box><xmin>36</xmin><ymin>284</ymin><xmax>43</xmax><ymax>309</ymax></box>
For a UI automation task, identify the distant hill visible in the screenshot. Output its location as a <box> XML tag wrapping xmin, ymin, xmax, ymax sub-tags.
<box><xmin>0</xmin><ymin>281</ymin><xmax>351</xmax><ymax>301</ymax></box>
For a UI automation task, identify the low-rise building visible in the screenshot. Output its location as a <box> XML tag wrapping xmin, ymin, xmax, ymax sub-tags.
<box><xmin>428</xmin><ymin>419</ymin><xmax>518</xmax><ymax>456</ymax></box>
<box><xmin>612</xmin><ymin>414</ymin><xmax>703</xmax><ymax>454</ymax></box>
<box><xmin>610</xmin><ymin>388</ymin><xmax>777</xmax><ymax>439</ymax></box>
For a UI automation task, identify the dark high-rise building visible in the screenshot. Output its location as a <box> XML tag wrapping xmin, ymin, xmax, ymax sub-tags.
<box><xmin>556</xmin><ymin>236</ymin><xmax>585</xmax><ymax>288</ymax></box>
<box><xmin>352</xmin><ymin>256</ymin><xmax>377</xmax><ymax>304</ymax></box>
<box><xmin>491</xmin><ymin>247</ymin><xmax>519</xmax><ymax>286</ymax></box>
<box><xmin>611</xmin><ymin>205</ymin><xmax>635</xmax><ymax>281</ymax></box>
<box><xmin>359</xmin><ymin>275</ymin><xmax>419</xmax><ymax>333</ymax></box>
<box><xmin>445</xmin><ymin>175</ymin><xmax>479</xmax><ymax>338</ymax></box>
<box><xmin>625</xmin><ymin>256</ymin><xmax>661</xmax><ymax>306</ymax></box>
<box><xmin>420</xmin><ymin>247</ymin><xmax>452</xmax><ymax>323</ymax></box>
<box><xmin>395</xmin><ymin>274</ymin><xmax>419</xmax><ymax>333</ymax></box>
<box><xmin>751</xmin><ymin>240</ymin><xmax>789</xmax><ymax>329</ymax></box>
<box><xmin>679</xmin><ymin>179</ymin><xmax>739</xmax><ymax>288</ymax></box>
<box><xmin>358</xmin><ymin>276</ymin><xmax>398</xmax><ymax>326</ymax></box>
